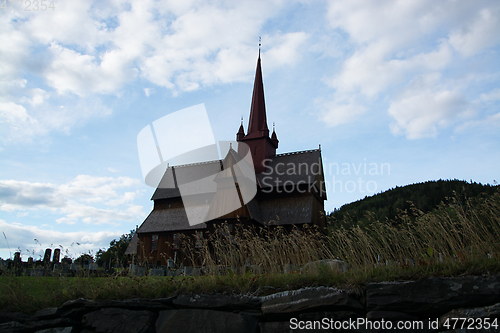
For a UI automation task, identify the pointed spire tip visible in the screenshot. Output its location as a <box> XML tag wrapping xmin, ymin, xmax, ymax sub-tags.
<box><xmin>258</xmin><ymin>36</ymin><xmax>261</xmax><ymax>58</ymax></box>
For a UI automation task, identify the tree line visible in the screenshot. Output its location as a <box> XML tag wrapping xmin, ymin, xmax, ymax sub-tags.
<box><xmin>328</xmin><ymin>179</ymin><xmax>499</xmax><ymax>229</ymax></box>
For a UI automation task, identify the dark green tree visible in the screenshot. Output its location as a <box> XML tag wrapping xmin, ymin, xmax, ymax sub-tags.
<box><xmin>96</xmin><ymin>230</ymin><xmax>136</xmax><ymax>268</ymax></box>
<box><xmin>328</xmin><ymin>179</ymin><xmax>498</xmax><ymax>230</ymax></box>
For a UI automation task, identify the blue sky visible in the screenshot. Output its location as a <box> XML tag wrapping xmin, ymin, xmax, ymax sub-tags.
<box><xmin>1</xmin><ymin>0</ymin><xmax>499</xmax><ymax>260</ymax></box>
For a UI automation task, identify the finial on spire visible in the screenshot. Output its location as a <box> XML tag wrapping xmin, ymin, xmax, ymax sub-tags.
<box><xmin>259</xmin><ymin>36</ymin><xmax>261</xmax><ymax>57</ymax></box>
<box><xmin>241</xmin><ymin>116</ymin><xmax>243</xmax><ymax>125</ymax></box>
<box><xmin>273</xmin><ymin>122</ymin><xmax>275</xmax><ymax>131</ymax></box>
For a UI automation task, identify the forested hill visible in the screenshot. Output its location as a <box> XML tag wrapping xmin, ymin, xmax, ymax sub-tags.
<box><xmin>328</xmin><ymin>179</ymin><xmax>498</xmax><ymax>228</ymax></box>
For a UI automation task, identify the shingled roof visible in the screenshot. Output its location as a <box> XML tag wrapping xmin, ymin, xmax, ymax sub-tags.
<box><xmin>151</xmin><ymin>160</ymin><xmax>221</xmax><ymax>200</ymax></box>
<box><xmin>257</xmin><ymin>149</ymin><xmax>324</xmax><ymax>195</ymax></box>
<box><xmin>137</xmin><ymin>207</ymin><xmax>208</xmax><ymax>233</ymax></box>
<box><xmin>150</xmin><ymin>148</ymin><xmax>325</xmax><ymax>201</ymax></box>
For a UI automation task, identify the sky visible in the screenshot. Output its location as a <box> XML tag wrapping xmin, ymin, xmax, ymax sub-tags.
<box><xmin>1</xmin><ymin>0</ymin><xmax>499</xmax><ymax>260</ymax></box>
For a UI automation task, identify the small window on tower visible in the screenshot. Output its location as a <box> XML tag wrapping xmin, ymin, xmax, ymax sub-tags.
<box><xmin>172</xmin><ymin>233</ymin><xmax>180</xmax><ymax>250</ymax></box>
<box><xmin>151</xmin><ymin>234</ymin><xmax>158</xmax><ymax>251</ymax></box>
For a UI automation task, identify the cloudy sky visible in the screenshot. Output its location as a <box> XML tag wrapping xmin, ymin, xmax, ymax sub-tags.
<box><xmin>1</xmin><ymin>0</ymin><xmax>499</xmax><ymax>260</ymax></box>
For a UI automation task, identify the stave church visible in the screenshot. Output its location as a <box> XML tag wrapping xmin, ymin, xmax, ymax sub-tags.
<box><xmin>127</xmin><ymin>51</ymin><xmax>327</xmax><ymax>266</ymax></box>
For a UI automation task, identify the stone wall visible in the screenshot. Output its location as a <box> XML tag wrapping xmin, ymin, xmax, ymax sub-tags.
<box><xmin>1</xmin><ymin>275</ymin><xmax>500</xmax><ymax>333</ymax></box>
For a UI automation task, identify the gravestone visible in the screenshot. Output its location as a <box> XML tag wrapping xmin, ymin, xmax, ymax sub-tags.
<box><xmin>14</xmin><ymin>252</ymin><xmax>21</xmax><ymax>265</ymax></box>
<box><xmin>62</xmin><ymin>257</ymin><xmax>72</xmax><ymax>265</ymax></box>
<box><xmin>149</xmin><ymin>268</ymin><xmax>164</xmax><ymax>276</ymax></box>
<box><xmin>13</xmin><ymin>252</ymin><xmax>22</xmax><ymax>275</ymax></box>
<box><xmin>0</xmin><ymin>259</ymin><xmax>7</xmax><ymax>271</ymax></box>
<box><xmin>129</xmin><ymin>264</ymin><xmax>146</xmax><ymax>276</ymax></box>
<box><xmin>53</xmin><ymin>249</ymin><xmax>61</xmax><ymax>263</ymax></box>
<box><xmin>43</xmin><ymin>248</ymin><xmax>52</xmax><ymax>265</ymax></box>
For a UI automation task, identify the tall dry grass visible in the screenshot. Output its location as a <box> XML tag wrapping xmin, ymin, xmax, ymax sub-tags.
<box><xmin>179</xmin><ymin>223</ymin><xmax>334</xmax><ymax>274</ymax></box>
<box><xmin>327</xmin><ymin>191</ymin><xmax>500</xmax><ymax>267</ymax></box>
<box><xmin>175</xmin><ymin>191</ymin><xmax>500</xmax><ymax>274</ymax></box>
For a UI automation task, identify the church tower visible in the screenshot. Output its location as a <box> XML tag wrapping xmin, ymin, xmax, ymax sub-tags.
<box><xmin>237</xmin><ymin>52</ymin><xmax>279</xmax><ymax>174</ymax></box>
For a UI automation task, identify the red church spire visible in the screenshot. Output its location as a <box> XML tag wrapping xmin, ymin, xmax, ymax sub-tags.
<box><xmin>237</xmin><ymin>50</ymin><xmax>278</xmax><ymax>174</ymax></box>
<box><xmin>246</xmin><ymin>53</ymin><xmax>269</xmax><ymax>139</ymax></box>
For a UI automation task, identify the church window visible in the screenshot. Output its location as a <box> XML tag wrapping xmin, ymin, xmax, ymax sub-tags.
<box><xmin>172</xmin><ymin>233</ymin><xmax>180</xmax><ymax>250</ymax></box>
<box><xmin>151</xmin><ymin>234</ymin><xmax>158</xmax><ymax>251</ymax></box>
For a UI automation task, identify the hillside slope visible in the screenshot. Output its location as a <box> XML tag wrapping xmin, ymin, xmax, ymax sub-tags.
<box><xmin>328</xmin><ymin>179</ymin><xmax>498</xmax><ymax>229</ymax></box>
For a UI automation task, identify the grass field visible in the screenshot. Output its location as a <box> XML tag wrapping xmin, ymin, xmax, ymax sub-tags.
<box><xmin>1</xmin><ymin>257</ymin><xmax>499</xmax><ymax>314</ymax></box>
<box><xmin>1</xmin><ymin>190</ymin><xmax>499</xmax><ymax>314</ymax></box>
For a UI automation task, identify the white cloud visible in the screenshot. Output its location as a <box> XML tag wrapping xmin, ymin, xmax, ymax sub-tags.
<box><xmin>106</xmin><ymin>192</ymin><xmax>138</xmax><ymax>206</ymax></box>
<box><xmin>0</xmin><ymin>95</ymin><xmax>113</xmax><ymax>143</ymax></box>
<box><xmin>455</xmin><ymin>111</ymin><xmax>500</xmax><ymax>133</ymax></box>
<box><xmin>1</xmin><ymin>0</ymin><xmax>309</xmax><ymax>142</ymax></box>
<box><xmin>319</xmin><ymin>94</ymin><xmax>367</xmax><ymax>127</ymax></box>
<box><xmin>319</xmin><ymin>0</ymin><xmax>500</xmax><ymax>139</ymax></box>
<box><xmin>262</xmin><ymin>32</ymin><xmax>310</xmax><ymax>67</ymax></box>
<box><xmin>55</xmin><ymin>203</ymin><xmax>141</xmax><ymax>225</ymax></box>
<box><xmin>0</xmin><ymin>219</ymin><xmax>122</xmax><ymax>260</ymax></box>
<box><xmin>0</xmin><ymin>102</ymin><xmax>36</xmax><ymax>125</ymax></box>
<box><xmin>449</xmin><ymin>6</ymin><xmax>500</xmax><ymax>57</ymax></box>
<box><xmin>2</xmin><ymin>0</ymin><xmax>498</xmax><ymax>143</ymax></box>
<box><xmin>27</xmin><ymin>0</ymin><xmax>292</xmax><ymax>97</ymax></box>
<box><xmin>480</xmin><ymin>88</ymin><xmax>500</xmax><ymax>102</ymax></box>
<box><xmin>45</xmin><ymin>43</ymin><xmax>138</xmax><ymax>96</ymax></box>
<box><xmin>23</xmin><ymin>0</ymin><xmax>105</xmax><ymax>49</ymax></box>
<box><xmin>20</xmin><ymin>88</ymin><xmax>50</xmax><ymax>106</ymax></box>
<box><xmin>388</xmin><ymin>74</ymin><xmax>469</xmax><ymax>139</ymax></box>
<box><xmin>325</xmin><ymin>2</ymin><xmax>456</xmax><ymax>97</ymax></box>
<box><xmin>0</xmin><ymin>27</ymin><xmax>31</xmax><ymax>96</ymax></box>
<box><xmin>0</xmin><ymin>176</ymin><xmax>144</xmax><ymax>225</ymax></box>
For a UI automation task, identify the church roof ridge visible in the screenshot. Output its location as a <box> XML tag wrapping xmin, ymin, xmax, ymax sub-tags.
<box><xmin>275</xmin><ymin>148</ymin><xmax>320</xmax><ymax>157</ymax></box>
<box><xmin>171</xmin><ymin>159</ymin><xmax>222</xmax><ymax>169</ymax></box>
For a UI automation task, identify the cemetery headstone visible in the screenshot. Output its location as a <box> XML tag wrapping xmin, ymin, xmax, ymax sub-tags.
<box><xmin>62</xmin><ymin>257</ymin><xmax>72</xmax><ymax>265</ymax></box>
<box><xmin>14</xmin><ymin>252</ymin><xmax>21</xmax><ymax>265</ymax></box>
<box><xmin>53</xmin><ymin>249</ymin><xmax>61</xmax><ymax>263</ymax></box>
<box><xmin>43</xmin><ymin>248</ymin><xmax>52</xmax><ymax>265</ymax></box>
